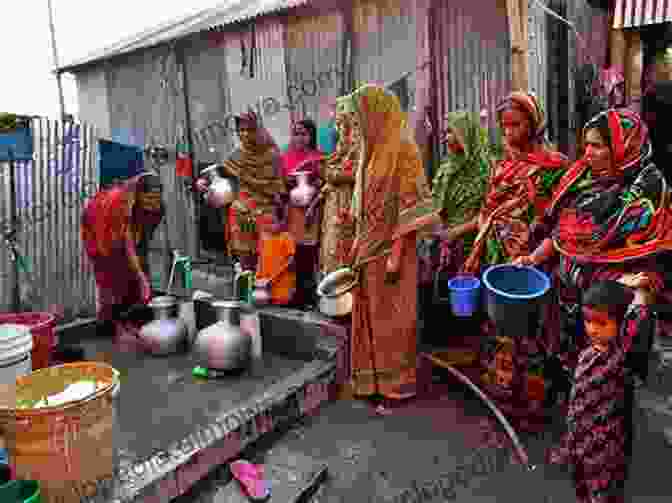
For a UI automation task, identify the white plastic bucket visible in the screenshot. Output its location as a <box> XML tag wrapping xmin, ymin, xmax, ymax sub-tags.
<box><xmin>0</xmin><ymin>353</ymin><xmax>32</xmax><ymax>385</ymax></box>
<box><xmin>0</xmin><ymin>325</ymin><xmax>33</xmax><ymax>384</ymax></box>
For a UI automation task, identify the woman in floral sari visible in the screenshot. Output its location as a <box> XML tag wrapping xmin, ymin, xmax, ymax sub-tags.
<box><xmin>314</xmin><ymin>110</ymin><xmax>360</xmax><ymax>275</ymax></box>
<box><xmin>515</xmin><ymin>109</ymin><xmax>672</xmax><ymax>399</ymax></box>
<box><xmin>338</xmin><ymin>84</ymin><xmax>438</xmax><ymax>403</ymax></box>
<box><xmin>195</xmin><ymin>110</ymin><xmax>286</xmax><ymax>271</ymax></box>
<box><xmin>81</xmin><ymin>173</ymin><xmax>164</xmax><ymax>337</ymax></box>
<box><xmin>437</xmin><ymin>93</ymin><xmax>568</xmax><ymax>419</ymax></box>
<box><xmin>442</xmin><ymin>92</ymin><xmax>568</xmax><ymax>273</ymax></box>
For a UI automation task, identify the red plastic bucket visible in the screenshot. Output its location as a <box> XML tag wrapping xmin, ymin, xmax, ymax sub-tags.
<box><xmin>0</xmin><ymin>313</ymin><xmax>56</xmax><ymax>370</ymax></box>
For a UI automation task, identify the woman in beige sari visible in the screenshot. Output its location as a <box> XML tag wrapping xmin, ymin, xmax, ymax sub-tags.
<box><xmin>338</xmin><ymin>84</ymin><xmax>438</xmax><ymax>404</ymax></box>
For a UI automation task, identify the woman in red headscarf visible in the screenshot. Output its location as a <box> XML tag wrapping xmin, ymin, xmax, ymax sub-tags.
<box><xmin>81</xmin><ymin>173</ymin><xmax>164</xmax><ymax>336</ymax></box>
<box><xmin>515</xmin><ymin>109</ymin><xmax>672</xmax><ymax>403</ymax></box>
<box><xmin>438</xmin><ymin>92</ymin><xmax>569</xmax><ymax>417</ymax></box>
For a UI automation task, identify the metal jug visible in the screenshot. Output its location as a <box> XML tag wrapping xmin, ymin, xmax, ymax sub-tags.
<box><xmin>139</xmin><ymin>296</ymin><xmax>188</xmax><ymax>355</ymax></box>
<box><xmin>289</xmin><ymin>171</ymin><xmax>317</xmax><ymax>207</ymax></box>
<box><xmin>201</xmin><ymin>164</ymin><xmax>237</xmax><ymax>208</ymax></box>
<box><xmin>193</xmin><ymin>300</ymin><xmax>251</xmax><ymax>370</ymax></box>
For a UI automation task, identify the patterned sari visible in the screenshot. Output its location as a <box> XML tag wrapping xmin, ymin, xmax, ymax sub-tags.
<box><xmin>546</xmin><ymin>109</ymin><xmax>672</xmax><ymax>377</ymax></box>
<box><xmin>220</xmin><ymin>113</ymin><xmax>287</xmax><ymax>258</ymax></box>
<box><xmin>318</xmin><ymin>112</ymin><xmax>359</xmax><ymax>274</ymax></box>
<box><xmin>462</xmin><ymin>92</ymin><xmax>568</xmax><ymax>274</ymax></box>
<box><xmin>549</xmin><ymin>309</ymin><xmax>641</xmax><ymax>503</ymax></box>
<box><xmin>338</xmin><ymin>84</ymin><xmax>439</xmax><ymax>399</ymax></box>
<box><xmin>81</xmin><ymin>174</ymin><xmax>163</xmax><ymax>322</ymax></box>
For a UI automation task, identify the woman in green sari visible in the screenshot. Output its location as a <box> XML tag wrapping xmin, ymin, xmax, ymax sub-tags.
<box><xmin>433</xmin><ymin>111</ymin><xmax>496</xmax><ymax>273</ymax></box>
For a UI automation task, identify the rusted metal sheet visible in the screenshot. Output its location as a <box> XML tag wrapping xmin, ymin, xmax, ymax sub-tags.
<box><xmin>432</xmin><ymin>0</ymin><xmax>512</xmax><ymax>136</ymax></box>
<box><xmin>352</xmin><ymin>0</ymin><xmax>418</xmax><ymax>110</ymax></box>
<box><xmin>224</xmin><ymin>16</ymin><xmax>293</xmax><ymax>149</ymax></box>
<box><xmin>285</xmin><ymin>8</ymin><xmax>347</xmax><ymax>125</ymax></box>
<box><xmin>105</xmin><ymin>43</ymin><xmax>197</xmax><ymax>271</ymax></box>
<box><xmin>528</xmin><ymin>0</ymin><xmax>549</xmax><ymax>119</ymax></box>
<box><xmin>613</xmin><ymin>0</ymin><xmax>672</xmax><ymax>28</ymax></box>
<box><xmin>0</xmin><ymin>118</ymin><xmax>99</xmax><ymax>319</ymax></box>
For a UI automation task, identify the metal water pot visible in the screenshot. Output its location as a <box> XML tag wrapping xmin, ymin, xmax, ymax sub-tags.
<box><xmin>139</xmin><ymin>296</ymin><xmax>188</xmax><ymax>355</ymax></box>
<box><xmin>201</xmin><ymin>164</ymin><xmax>237</xmax><ymax>208</ymax></box>
<box><xmin>193</xmin><ymin>300</ymin><xmax>251</xmax><ymax>370</ymax></box>
<box><xmin>289</xmin><ymin>171</ymin><xmax>317</xmax><ymax>207</ymax></box>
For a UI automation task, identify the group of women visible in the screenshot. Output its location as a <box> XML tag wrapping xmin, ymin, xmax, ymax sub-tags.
<box><xmin>434</xmin><ymin>91</ymin><xmax>672</xmax><ymax>502</ymax></box>
<box><xmin>81</xmin><ymin>81</ymin><xmax>672</xmax><ymax>501</ymax></box>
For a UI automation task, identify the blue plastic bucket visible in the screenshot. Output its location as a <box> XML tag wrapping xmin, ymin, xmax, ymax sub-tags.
<box><xmin>447</xmin><ymin>275</ymin><xmax>481</xmax><ymax>317</ymax></box>
<box><xmin>482</xmin><ymin>265</ymin><xmax>551</xmax><ymax>335</ymax></box>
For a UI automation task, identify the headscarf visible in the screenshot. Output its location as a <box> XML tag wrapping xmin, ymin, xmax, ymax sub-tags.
<box><xmin>323</xmin><ymin>112</ymin><xmax>359</xmax><ymax>174</ymax></box>
<box><xmin>81</xmin><ymin>173</ymin><xmax>164</xmax><ymax>258</ymax></box>
<box><xmin>496</xmin><ymin>91</ymin><xmax>548</xmax><ymax>148</ymax></box>
<box><xmin>336</xmin><ymin>84</ymin><xmax>437</xmax><ymax>267</ymax></box>
<box><xmin>460</xmin><ymin>92</ymin><xmax>567</xmax><ymax>273</ymax></box>
<box><xmin>551</xmin><ymin>109</ymin><xmax>672</xmax><ymax>262</ymax></box>
<box><xmin>223</xmin><ymin>110</ymin><xmax>286</xmax><ymax>212</ymax></box>
<box><xmin>432</xmin><ymin>111</ymin><xmax>492</xmax><ymax>226</ymax></box>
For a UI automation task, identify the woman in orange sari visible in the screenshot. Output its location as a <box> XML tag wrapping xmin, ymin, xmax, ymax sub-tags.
<box><xmin>338</xmin><ymin>84</ymin><xmax>438</xmax><ymax>403</ymax></box>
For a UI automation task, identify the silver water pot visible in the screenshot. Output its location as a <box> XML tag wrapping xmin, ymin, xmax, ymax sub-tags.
<box><xmin>139</xmin><ymin>296</ymin><xmax>188</xmax><ymax>355</ymax></box>
<box><xmin>201</xmin><ymin>164</ymin><xmax>237</xmax><ymax>208</ymax></box>
<box><xmin>193</xmin><ymin>300</ymin><xmax>251</xmax><ymax>370</ymax></box>
<box><xmin>289</xmin><ymin>171</ymin><xmax>317</xmax><ymax>207</ymax></box>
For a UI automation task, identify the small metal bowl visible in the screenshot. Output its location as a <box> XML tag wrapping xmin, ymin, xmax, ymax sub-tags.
<box><xmin>316</xmin><ymin>267</ymin><xmax>357</xmax><ymax>317</ymax></box>
<box><xmin>318</xmin><ymin>292</ymin><xmax>353</xmax><ymax>317</ymax></box>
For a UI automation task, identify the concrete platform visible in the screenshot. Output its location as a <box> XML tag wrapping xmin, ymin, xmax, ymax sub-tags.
<box><xmin>51</xmin><ymin>307</ymin><xmax>348</xmax><ymax>503</ymax></box>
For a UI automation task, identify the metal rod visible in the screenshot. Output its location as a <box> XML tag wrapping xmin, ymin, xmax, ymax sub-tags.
<box><xmin>47</xmin><ymin>0</ymin><xmax>66</xmax><ymax>119</ymax></box>
<box><xmin>7</xmin><ymin>149</ymin><xmax>20</xmax><ymax>312</ymax></box>
<box><xmin>438</xmin><ymin>361</ymin><xmax>534</xmax><ymax>471</ymax></box>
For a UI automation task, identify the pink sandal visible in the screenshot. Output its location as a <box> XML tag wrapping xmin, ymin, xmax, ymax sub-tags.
<box><xmin>230</xmin><ymin>459</ymin><xmax>271</xmax><ymax>501</ymax></box>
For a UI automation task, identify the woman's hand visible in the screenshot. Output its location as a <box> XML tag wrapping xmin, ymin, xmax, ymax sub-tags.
<box><xmin>139</xmin><ymin>274</ymin><xmax>152</xmax><ymax>304</ymax></box>
<box><xmin>618</xmin><ymin>273</ymin><xmax>653</xmax><ymax>290</ymax></box>
<box><xmin>512</xmin><ymin>255</ymin><xmax>537</xmax><ymax>267</ymax></box>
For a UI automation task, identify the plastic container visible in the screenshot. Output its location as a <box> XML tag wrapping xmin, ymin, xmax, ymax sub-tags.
<box><xmin>447</xmin><ymin>275</ymin><xmax>481</xmax><ymax>317</ymax></box>
<box><xmin>0</xmin><ymin>314</ymin><xmax>56</xmax><ymax>371</ymax></box>
<box><xmin>482</xmin><ymin>265</ymin><xmax>551</xmax><ymax>338</ymax></box>
<box><xmin>0</xmin><ymin>480</ymin><xmax>41</xmax><ymax>503</ymax></box>
<box><xmin>0</xmin><ymin>362</ymin><xmax>118</xmax><ymax>503</ymax></box>
<box><xmin>0</xmin><ymin>325</ymin><xmax>33</xmax><ymax>385</ymax></box>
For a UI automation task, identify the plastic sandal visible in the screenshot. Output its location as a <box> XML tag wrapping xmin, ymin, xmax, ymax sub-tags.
<box><xmin>230</xmin><ymin>459</ymin><xmax>271</xmax><ymax>501</ymax></box>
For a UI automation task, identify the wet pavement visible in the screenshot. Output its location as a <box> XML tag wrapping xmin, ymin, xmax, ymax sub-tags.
<box><xmin>175</xmin><ymin>377</ymin><xmax>672</xmax><ymax>503</ymax></box>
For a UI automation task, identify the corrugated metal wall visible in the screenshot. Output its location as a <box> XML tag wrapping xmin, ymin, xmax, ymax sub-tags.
<box><xmin>183</xmin><ymin>31</ymin><xmax>235</xmax><ymax>166</ymax></box>
<box><xmin>0</xmin><ymin>119</ymin><xmax>99</xmax><ymax>319</ymax></box>
<box><xmin>352</xmin><ymin>0</ymin><xmax>418</xmax><ymax>107</ymax></box>
<box><xmin>529</xmin><ymin>0</ymin><xmax>549</xmax><ymax>125</ymax></box>
<box><xmin>285</xmin><ymin>7</ymin><xmax>346</xmax><ymax>125</ymax></box>
<box><xmin>432</xmin><ymin>0</ymin><xmax>512</xmax><ymax>135</ymax></box>
<box><xmin>224</xmin><ymin>16</ymin><xmax>293</xmax><ymax>149</ymax></box>
<box><xmin>106</xmin><ymin>43</ymin><xmax>197</xmax><ymax>278</ymax></box>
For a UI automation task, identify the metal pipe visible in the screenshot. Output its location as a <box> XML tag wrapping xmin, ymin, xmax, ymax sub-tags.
<box><xmin>438</xmin><ymin>362</ymin><xmax>535</xmax><ymax>471</ymax></box>
<box><xmin>47</xmin><ymin>0</ymin><xmax>66</xmax><ymax>119</ymax></box>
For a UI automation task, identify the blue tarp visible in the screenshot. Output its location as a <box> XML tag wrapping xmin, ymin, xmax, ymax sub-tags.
<box><xmin>98</xmin><ymin>139</ymin><xmax>144</xmax><ymax>188</ymax></box>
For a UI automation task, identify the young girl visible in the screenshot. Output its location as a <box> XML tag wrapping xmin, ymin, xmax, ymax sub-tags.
<box><xmin>255</xmin><ymin>202</ymin><xmax>296</xmax><ymax>306</ymax></box>
<box><xmin>548</xmin><ymin>280</ymin><xmax>636</xmax><ymax>503</ymax></box>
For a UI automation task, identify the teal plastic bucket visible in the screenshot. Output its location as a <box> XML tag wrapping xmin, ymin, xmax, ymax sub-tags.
<box><xmin>447</xmin><ymin>275</ymin><xmax>481</xmax><ymax>317</ymax></box>
<box><xmin>0</xmin><ymin>480</ymin><xmax>41</xmax><ymax>503</ymax></box>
